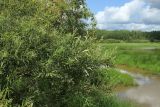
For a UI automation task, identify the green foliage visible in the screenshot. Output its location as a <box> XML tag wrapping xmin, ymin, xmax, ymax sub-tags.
<box><xmin>148</xmin><ymin>31</ymin><xmax>160</xmax><ymax>42</ymax></box>
<box><xmin>65</xmin><ymin>88</ymin><xmax>137</xmax><ymax>107</ymax></box>
<box><xmin>96</xmin><ymin>30</ymin><xmax>160</xmax><ymax>43</ymax></box>
<box><xmin>0</xmin><ymin>0</ymin><xmax>114</xmax><ymax>107</ymax></box>
<box><xmin>51</xmin><ymin>0</ymin><xmax>94</xmax><ymax>35</ymax></box>
<box><xmin>96</xmin><ymin>30</ymin><xmax>148</xmax><ymax>42</ymax></box>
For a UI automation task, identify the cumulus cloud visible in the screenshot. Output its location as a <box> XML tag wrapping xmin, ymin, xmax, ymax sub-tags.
<box><xmin>95</xmin><ymin>0</ymin><xmax>160</xmax><ymax>31</ymax></box>
<box><xmin>145</xmin><ymin>0</ymin><xmax>160</xmax><ymax>8</ymax></box>
<box><xmin>97</xmin><ymin>23</ymin><xmax>160</xmax><ymax>31</ymax></box>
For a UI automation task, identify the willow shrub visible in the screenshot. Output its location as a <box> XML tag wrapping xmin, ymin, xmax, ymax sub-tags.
<box><xmin>0</xmin><ymin>31</ymin><xmax>111</xmax><ymax>107</ymax></box>
<box><xmin>0</xmin><ymin>0</ymin><xmax>112</xmax><ymax>107</ymax></box>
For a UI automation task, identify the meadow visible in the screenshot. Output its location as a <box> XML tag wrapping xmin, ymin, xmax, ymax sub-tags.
<box><xmin>100</xmin><ymin>43</ymin><xmax>160</xmax><ymax>75</ymax></box>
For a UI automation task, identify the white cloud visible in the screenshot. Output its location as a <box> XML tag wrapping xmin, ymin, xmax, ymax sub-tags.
<box><xmin>95</xmin><ymin>0</ymin><xmax>160</xmax><ymax>31</ymax></box>
<box><xmin>97</xmin><ymin>23</ymin><xmax>160</xmax><ymax>31</ymax></box>
<box><xmin>144</xmin><ymin>0</ymin><xmax>160</xmax><ymax>8</ymax></box>
<box><xmin>142</xmin><ymin>7</ymin><xmax>160</xmax><ymax>24</ymax></box>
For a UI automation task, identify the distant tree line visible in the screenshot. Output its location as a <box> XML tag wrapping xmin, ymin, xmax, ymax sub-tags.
<box><xmin>148</xmin><ymin>31</ymin><xmax>160</xmax><ymax>42</ymax></box>
<box><xmin>96</xmin><ymin>30</ymin><xmax>160</xmax><ymax>42</ymax></box>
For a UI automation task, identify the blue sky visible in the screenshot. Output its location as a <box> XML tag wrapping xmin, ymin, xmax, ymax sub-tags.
<box><xmin>86</xmin><ymin>0</ymin><xmax>160</xmax><ymax>31</ymax></box>
<box><xmin>86</xmin><ymin>0</ymin><xmax>131</xmax><ymax>13</ymax></box>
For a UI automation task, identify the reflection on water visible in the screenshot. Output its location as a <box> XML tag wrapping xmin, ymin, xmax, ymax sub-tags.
<box><xmin>118</xmin><ymin>69</ymin><xmax>151</xmax><ymax>85</ymax></box>
<box><xmin>118</xmin><ymin>69</ymin><xmax>160</xmax><ymax>107</ymax></box>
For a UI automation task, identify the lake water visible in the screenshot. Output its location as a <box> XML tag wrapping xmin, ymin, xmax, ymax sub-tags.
<box><xmin>118</xmin><ymin>69</ymin><xmax>160</xmax><ymax>107</ymax></box>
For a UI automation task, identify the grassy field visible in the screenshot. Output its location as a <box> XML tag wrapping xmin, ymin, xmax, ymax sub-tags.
<box><xmin>100</xmin><ymin>43</ymin><xmax>160</xmax><ymax>75</ymax></box>
<box><xmin>106</xmin><ymin>68</ymin><xmax>136</xmax><ymax>87</ymax></box>
<box><xmin>100</xmin><ymin>43</ymin><xmax>160</xmax><ymax>50</ymax></box>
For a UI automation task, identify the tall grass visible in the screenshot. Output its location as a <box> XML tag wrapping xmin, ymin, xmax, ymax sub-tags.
<box><xmin>116</xmin><ymin>50</ymin><xmax>160</xmax><ymax>75</ymax></box>
<box><xmin>101</xmin><ymin>43</ymin><xmax>160</xmax><ymax>75</ymax></box>
<box><xmin>101</xmin><ymin>68</ymin><xmax>136</xmax><ymax>88</ymax></box>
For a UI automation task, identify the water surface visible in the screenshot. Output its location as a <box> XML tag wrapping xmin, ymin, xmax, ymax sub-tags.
<box><xmin>118</xmin><ymin>69</ymin><xmax>160</xmax><ymax>107</ymax></box>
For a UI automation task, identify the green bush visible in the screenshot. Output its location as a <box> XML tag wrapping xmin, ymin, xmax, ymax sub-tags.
<box><xmin>0</xmin><ymin>0</ymin><xmax>112</xmax><ymax>107</ymax></box>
